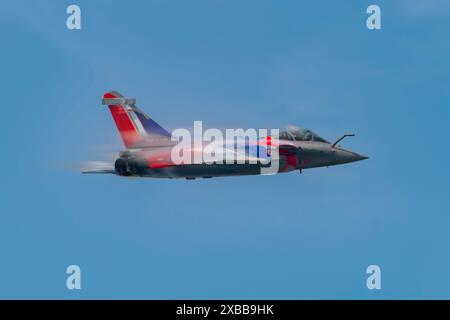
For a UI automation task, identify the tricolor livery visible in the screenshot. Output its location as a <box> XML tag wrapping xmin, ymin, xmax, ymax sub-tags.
<box><xmin>83</xmin><ymin>91</ymin><xmax>368</xmax><ymax>179</ymax></box>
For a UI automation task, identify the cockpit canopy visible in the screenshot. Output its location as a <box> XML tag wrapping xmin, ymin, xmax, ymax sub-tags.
<box><xmin>279</xmin><ymin>126</ymin><xmax>328</xmax><ymax>143</ymax></box>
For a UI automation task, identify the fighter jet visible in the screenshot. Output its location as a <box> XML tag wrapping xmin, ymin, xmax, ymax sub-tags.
<box><xmin>83</xmin><ymin>91</ymin><xmax>368</xmax><ymax>179</ymax></box>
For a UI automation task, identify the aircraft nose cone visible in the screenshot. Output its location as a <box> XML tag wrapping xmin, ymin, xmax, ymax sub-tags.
<box><xmin>334</xmin><ymin>149</ymin><xmax>369</xmax><ymax>164</ymax></box>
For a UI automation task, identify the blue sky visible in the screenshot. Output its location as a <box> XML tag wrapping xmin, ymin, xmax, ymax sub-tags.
<box><xmin>1</xmin><ymin>0</ymin><xmax>450</xmax><ymax>299</ymax></box>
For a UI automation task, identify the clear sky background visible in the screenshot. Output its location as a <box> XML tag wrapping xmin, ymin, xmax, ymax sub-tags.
<box><xmin>1</xmin><ymin>0</ymin><xmax>450</xmax><ymax>299</ymax></box>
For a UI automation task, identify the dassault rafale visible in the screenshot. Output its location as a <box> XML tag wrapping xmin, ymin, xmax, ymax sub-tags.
<box><xmin>83</xmin><ymin>91</ymin><xmax>368</xmax><ymax>179</ymax></box>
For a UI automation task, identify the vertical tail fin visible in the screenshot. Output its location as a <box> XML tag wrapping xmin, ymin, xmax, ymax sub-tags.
<box><xmin>102</xmin><ymin>91</ymin><xmax>171</xmax><ymax>148</ymax></box>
